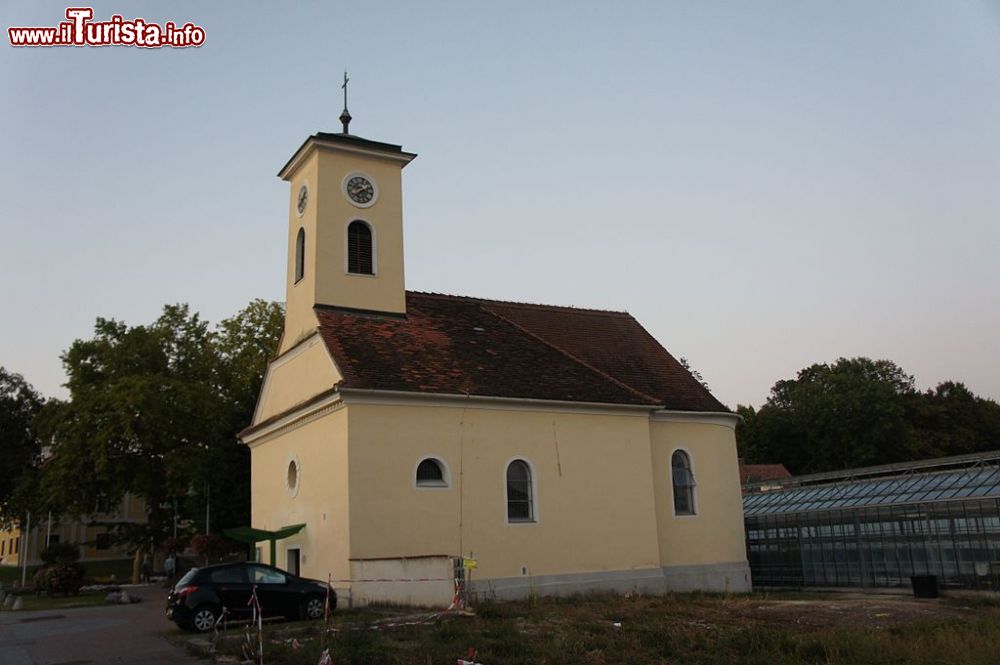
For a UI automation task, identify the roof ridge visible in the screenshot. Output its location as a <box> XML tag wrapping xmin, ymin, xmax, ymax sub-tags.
<box><xmin>407</xmin><ymin>290</ymin><xmax>630</xmax><ymax>317</ymax></box>
<box><xmin>480</xmin><ymin>304</ymin><xmax>662</xmax><ymax>406</ymax></box>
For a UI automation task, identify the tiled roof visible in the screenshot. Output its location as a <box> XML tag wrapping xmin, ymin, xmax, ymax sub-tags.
<box><xmin>740</xmin><ymin>463</ymin><xmax>792</xmax><ymax>485</ymax></box>
<box><xmin>313</xmin><ymin>291</ymin><xmax>728</xmax><ymax>412</ymax></box>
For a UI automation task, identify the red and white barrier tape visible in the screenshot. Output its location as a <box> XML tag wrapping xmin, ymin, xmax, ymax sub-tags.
<box><xmin>328</xmin><ymin>576</ymin><xmax>455</xmax><ymax>583</ymax></box>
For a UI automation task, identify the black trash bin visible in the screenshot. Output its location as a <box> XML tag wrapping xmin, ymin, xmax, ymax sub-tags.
<box><xmin>911</xmin><ymin>574</ymin><xmax>939</xmax><ymax>598</ymax></box>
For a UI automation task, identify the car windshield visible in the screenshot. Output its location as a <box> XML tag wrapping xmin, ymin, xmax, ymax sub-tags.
<box><xmin>175</xmin><ymin>568</ymin><xmax>199</xmax><ymax>589</ymax></box>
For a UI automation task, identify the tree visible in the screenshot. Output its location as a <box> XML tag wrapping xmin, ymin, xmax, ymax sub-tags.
<box><xmin>38</xmin><ymin>300</ymin><xmax>283</xmax><ymax>558</ymax></box>
<box><xmin>182</xmin><ymin>299</ymin><xmax>284</xmax><ymax>536</ymax></box>
<box><xmin>679</xmin><ymin>357</ymin><xmax>711</xmax><ymax>392</ymax></box>
<box><xmin>734</xmin><ymin>404</ymin><xmax>758</xmax><ymax>460</ymax></box>
<box><xmin>740</xmin><ymin>358</ymin><xmax>1000</xmax><ymax>475</ymax></box>
<box><xmin>40</xmin><ymin>305</ymin><xmax>222</xmax><ymax>554</ymax></box>
<box><xmin>908</xmin><ymin>381</ymin><xmax>1000</xmax><ymax>459</ymax></box>
<box><xmin>742</xmin><ymin>357</ymin><xmax>918</xmax><ymax>474</ymax></box>
<box><xmin>0</xmin><ymin>368</ymin><xmax>44</xmax><ymax>525</ymax></box>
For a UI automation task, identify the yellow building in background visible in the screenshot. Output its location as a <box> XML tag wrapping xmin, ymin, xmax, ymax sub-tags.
<box><xmin>241</xmin><ymin>119</ymin><xmax>750</xmax><ymax>604</ymax></box>
<box><xmin>0</xmin><ymin>494</ymin><xmax>144</xmax><ymax>569</ymax></box>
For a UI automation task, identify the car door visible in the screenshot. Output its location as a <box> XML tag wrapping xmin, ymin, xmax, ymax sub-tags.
<box><xmin>208</xmin><ymin>565</ymin><xmax>252</xmax><ymax>620</ymax></box>
<box><xmin>249</xmin><ymin>564</ymin><xmax>292</xmax><ymax>618</ymax></box>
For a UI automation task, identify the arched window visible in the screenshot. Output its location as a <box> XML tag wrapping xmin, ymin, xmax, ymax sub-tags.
<box><xmin>294</xmin><ymin>228</ymin><xmax>305</xmax><ymax>283</ymax></box>
<box><xmin>347</xmin><ymin>220</ymin><xmax>373</xmax><ymax>275</ymax></box>
<box><xmin>671</xmin><ymin>450</ymin><xmax>696</xmax><ymax>515</ymax></box>
<box><xmin>415</xmin><ymin>458</ymin><xmax>447</xmax><ymax>488</ymax></box>
<box><xmin>506</xmin><ymin>460</ymin><xmax>535</xmax><ymax>522</ymax></box>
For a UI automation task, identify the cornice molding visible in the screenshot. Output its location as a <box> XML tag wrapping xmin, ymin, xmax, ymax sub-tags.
<box><xmin>243</xmin><ymin>392</ymin><xmax>345</xmax><ymax>448</ymax></box>
<box><xmin>650</xmin><ymin>410</ymin><xmax>741</xmax><ymax>429</ymax></box>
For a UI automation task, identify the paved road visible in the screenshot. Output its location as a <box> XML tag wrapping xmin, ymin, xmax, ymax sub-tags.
<box><xmin>0</xmin><ymin>585</ymin><xmax>200</xmax><ymax>665</ymax></box>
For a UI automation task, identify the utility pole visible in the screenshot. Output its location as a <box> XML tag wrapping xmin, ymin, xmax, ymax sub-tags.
<box><xmin>20</xmin><ymin>510</ymin><xmax>30</xmax><ymax>587</ymax></box>
<box><xmin>205</xmin><ymin>482</ymin><xmax>210</xmax><ymax>534</ymax></box>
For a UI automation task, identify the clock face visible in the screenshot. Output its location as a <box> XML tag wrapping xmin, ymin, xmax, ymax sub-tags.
<box><xmin>346</xmin><ymin>175</ymin><xmax>375</xmax><ymax>205</ymax></box>
<box><xmin>296</xmin><ymin>184</ymin><xmax>308</xmax><ymax>216</ymax></box>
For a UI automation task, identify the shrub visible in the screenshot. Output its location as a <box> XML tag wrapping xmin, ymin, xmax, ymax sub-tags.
<box><xmin>33</xmin><ymin>561</ymin><xmax>85</xmax><ymax>596</ymax></box>
<box><xmin>190</xmin><ymin>533</ymin><xmax>227</xmax><ymax>563</ymax></box>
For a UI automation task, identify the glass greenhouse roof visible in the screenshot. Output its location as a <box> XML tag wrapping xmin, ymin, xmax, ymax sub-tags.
<box><xmin>743</xmin><ymin>465</ymin><xmax>1000</xmax><ymax>516</ymax></box>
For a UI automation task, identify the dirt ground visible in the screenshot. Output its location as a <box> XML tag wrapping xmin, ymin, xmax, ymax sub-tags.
<box><xmin>693</xmin><ymin>591</ymin><xmax>991</xmax><ymax>631</ymax></box>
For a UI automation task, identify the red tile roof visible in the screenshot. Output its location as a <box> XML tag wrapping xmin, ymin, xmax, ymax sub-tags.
<box><xmin>313</xmin><ymin>292</ymin><xmax>728</xmax><ymax>412</ymax></box>
<box><xmin>739</xmin><ymin>463</ymin><xmax>792</xmax><ymax>484</ymax></box>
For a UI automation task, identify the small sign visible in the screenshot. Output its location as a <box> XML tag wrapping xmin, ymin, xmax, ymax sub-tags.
<box><xmin>463</xmin><ymin>558</ymin><xmax>478</xmax><ymax>570</ymax></box>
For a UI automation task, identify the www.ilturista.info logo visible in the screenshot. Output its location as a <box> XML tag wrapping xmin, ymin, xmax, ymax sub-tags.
<box><xmin>8</xmin><ymin>7</ymin><xmax>205</xmax><ymax>48</ymax></box>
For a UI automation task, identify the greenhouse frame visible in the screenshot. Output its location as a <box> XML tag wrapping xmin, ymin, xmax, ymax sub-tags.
<box><xmin>743</xmin><ymin>451</ymin><xmax>1000</xmax><ymax>590</ymax></box>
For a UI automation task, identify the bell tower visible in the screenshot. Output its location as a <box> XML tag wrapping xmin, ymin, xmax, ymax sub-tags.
<box><xmin>276</xmin><ymin>95</ymin><xmax>416</xmax><ymax>352</ymax></box>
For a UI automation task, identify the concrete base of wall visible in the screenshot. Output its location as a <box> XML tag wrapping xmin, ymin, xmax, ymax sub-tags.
<box><xmin>472</xmin><ymin>561</ymin><xmax>751</xmax><ymax>601</ymax></box>
<box><xmin>350</xmin><ymin>556</ymin><xmax>455</xmax><ymax>608</ymax></box>
<box><xmin>661</xmin><ymin>561</ymin><xmax>752</xmax><ymax>593</ymax></box>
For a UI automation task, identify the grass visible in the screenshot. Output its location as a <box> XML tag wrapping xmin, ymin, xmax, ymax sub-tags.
<box><xmin>0</xmin><ymin>558</ymin><xmax>133</xmax><ymax>586</ymax></box>
<box><xmin>193</xmin><ymin>591</ymin><xmax>1000</xmax><ymax>665</ymax></box>
<box><xmin>0</xmin><ymin>590</ymin><xmax>110</xmax><ymax>612</ymax></box>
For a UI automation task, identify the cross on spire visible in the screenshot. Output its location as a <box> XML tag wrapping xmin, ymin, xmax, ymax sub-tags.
<box><xmin>339</xmin><ymin>71</ymin><xmax>352</xmax><ymax>134</ymax></box>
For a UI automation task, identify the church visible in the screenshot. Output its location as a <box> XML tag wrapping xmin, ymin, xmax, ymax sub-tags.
<box><xmin>240</xmin><ymin>107</ymin><xmax>750</xmax><ymax>605</ymax></box>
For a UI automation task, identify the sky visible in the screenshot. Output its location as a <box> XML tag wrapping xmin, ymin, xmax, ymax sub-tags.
<box><xmin>1</xmin><ymin>1</ymin><xmax>999</xmax><ymax>410</ymax></box>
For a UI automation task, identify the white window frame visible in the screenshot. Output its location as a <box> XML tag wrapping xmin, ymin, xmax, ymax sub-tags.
<box><xmin>503</xmin><ymin>456</ymin><xmax>539</xmax><ymax>525</ymax></box>
<box><xmin>344</xmin><ymin>218</ymin><xmax>378</xmax><ymax>277</ymax></box>
<box><xmin>413</xmin><ymin>456</ymin><xmax>451</xmax><ymax>489</ymax></box>
<box><xmin>670</xmin><ymin>447</ymin><xmax>697</xmax><ymax>517</ymax></box>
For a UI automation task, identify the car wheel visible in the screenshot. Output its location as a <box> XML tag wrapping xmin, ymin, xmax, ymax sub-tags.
<box><xmin>302</xmin><ymin>596</ymin><xmax>325</xmax><ymax>620</ymax></box>
<box><xmin>191</xmin><ymin>605</ymin><xmax>218</xmax><ymax>633</ymax></box>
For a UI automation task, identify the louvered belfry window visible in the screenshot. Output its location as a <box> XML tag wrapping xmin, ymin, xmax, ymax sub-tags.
<box><xmin>347</xmin><ymin>221</ymin><xmax>373</xmax><ymax>274</ymax></box>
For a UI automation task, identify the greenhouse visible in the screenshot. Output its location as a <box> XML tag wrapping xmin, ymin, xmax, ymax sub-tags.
<box><xmin>743</xmin><ymin>451</ymin><xmax>1000</xmax><ymax>590</ymax></box>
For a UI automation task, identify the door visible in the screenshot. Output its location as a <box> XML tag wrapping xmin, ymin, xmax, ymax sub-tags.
<box><xmin>286</xmin><ymin>548</ymin><xmax>301</xmax><ymax>577</ymax></box>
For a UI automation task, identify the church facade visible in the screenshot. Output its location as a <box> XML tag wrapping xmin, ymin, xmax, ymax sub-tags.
<box><xmin>240</xmin><ymin>126</ymin><xmax>750</xmax><ymax>604</ymax></box>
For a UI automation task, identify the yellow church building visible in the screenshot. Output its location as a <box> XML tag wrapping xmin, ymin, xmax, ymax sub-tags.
<box><xmin>240</xmin><ymin>115</ymin><xmax>750</xmax><ymax>605</ymax></box>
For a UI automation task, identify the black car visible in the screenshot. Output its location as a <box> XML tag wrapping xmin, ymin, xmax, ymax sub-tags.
<box><xmin>166</xmin><ymin>562</ymin><xmax>336</xmax><ymax>632</ymax></box>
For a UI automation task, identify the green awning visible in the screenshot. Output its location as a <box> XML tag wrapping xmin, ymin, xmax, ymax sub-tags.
<box><xmin>224</xmin><ymin>523</ymin><xmax>306</xmax><ymax>543</ymax></box>
<box><xmin>223</xmin><ymin>524</ymin><xmax>306</xmax><ymax>564</ymax></box>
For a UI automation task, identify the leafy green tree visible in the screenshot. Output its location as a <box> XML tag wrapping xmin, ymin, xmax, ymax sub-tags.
<box><xmin>38</xmin><ymin>300</ymin><xmax>283</xmax><ymax>557</ymax></box>
<box><xmin>909</xmin><ymin>381</ymin><xmax>1000</xmax><ymax>459</ymax></box>
<box><xmin>741</xmin><ymin>358</ymin><xmax>1000</xmax><ymax>475</ymax></box>
<box><xmin>0</xmin><ymin>368</ymin><xmax>45</xmax><ymax>525</ymax></box>
<box><xmin>181</xmin><ymin>299</ymin><xmax>284</xmax><ymax>537</ymax></box>
<box><xmin>735</xmin><ymin>404</ymin><xmax>758</xmax><ymax>460</ymax></box>
<box><xmin>744</xmin><ymin>357</ymin><xmax>918</xmax><ymax>474</ymax></box>
<box><xmin>40</xmin><ymin>305</ymin><xmax>221</xmax><ymax>553</ymax></box>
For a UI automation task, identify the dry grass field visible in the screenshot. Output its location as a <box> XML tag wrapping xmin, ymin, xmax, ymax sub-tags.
<box><xmin>192</xmin><ymin>590</ymin><xmax>1000</xmax><ymax>664</ymax></box>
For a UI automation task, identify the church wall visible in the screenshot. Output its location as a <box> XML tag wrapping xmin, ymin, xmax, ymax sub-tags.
<box><xmin>649</xmin><ymin>420</ymin><xmax>750</xmax><ymax>590</ymax></box>
<box><xmin>312</xmin><ymin>149</ymin><xmax>407</xmax><ymax>315</ymax></box>
<box><xmin>249</xmin><ymin>408</ymin><xmax>351</xmax><ymax>583</ymax></box>
<box><xmin>254</xmin><ymin>335</ymin><xmax>342</xmax><ymax>424</ymax></box>
<box><xmin>281</xmin><ymin>152</ymin><xmax>320</xmax><ymax>353</ymax></box>
<box><xmin>345</xmin><ymin>402</ymin><xmax>663</xmax><ymax>585</ymax></box>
